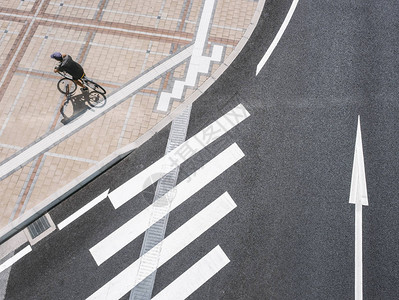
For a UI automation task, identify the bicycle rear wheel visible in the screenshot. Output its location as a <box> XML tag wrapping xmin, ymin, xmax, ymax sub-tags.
<box><xmin>85</xmin><ymin>79</ymin><xmax>106</xmax><ymax>94</ymax></box>
<box><xmin>57</xmin><ymin>78</ymin><xmax>77</xmax><ymax>94</ymax></box>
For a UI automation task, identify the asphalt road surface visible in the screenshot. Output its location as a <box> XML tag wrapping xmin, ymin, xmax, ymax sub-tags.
<box><xmin>4</xmin><ymin>0</ymin><xmax>399</xmax><ymax>299</ymax></box>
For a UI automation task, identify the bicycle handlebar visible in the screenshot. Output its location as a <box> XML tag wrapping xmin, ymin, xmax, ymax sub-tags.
<box><xmin>57</xmin><ymin>71</ymin><xmax>73</xmax><ymax>80</ymax></box>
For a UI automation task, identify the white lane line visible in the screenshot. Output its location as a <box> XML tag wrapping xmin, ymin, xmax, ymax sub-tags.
<box><xmin>108</xmin><ymin>104</ymin><xmax>250</xmax><ymax>209</ymax></box>
<box><xmin>86</xmin><ymin>193</ymin><xmax>236</xmax><ymax>300</ymax></box>
<box><xmin>151</xmin><ymin>245</ymin><xmax>229</xmax><ymax>300</ymax></box>
<box><xmin>91</xmin><ymin>144</ymin><xmax>244</xmax><ymax>266</ymax></box>
<box><xmin>57</xmin><ymin>189</ymin><xmax>110</xmax><ymax>230</ymax></box>
<box><xmin>156</xmin><ymin>0</ymin><xmax>223</xmax><ymax>112</ymax></box>
<box><xmin>0</xmin><ymin>45</ymin><xmax>194</xmax><ymax>181</ymax></box>
<box><xmin>0</xmin><ymin>246</ymin><xmax>32</xmax><ymax>273</ymax></box>
<box><xmin>256</xmin><ymin>0</ymin><xmax>299</xmax><ymax>75</ymax></box>
<box><xmin>349</xmin><ymin>116</ymin><xmax>368</xmax><ymax>300</ymax></box>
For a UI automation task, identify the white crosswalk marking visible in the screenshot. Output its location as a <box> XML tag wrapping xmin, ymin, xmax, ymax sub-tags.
<box><xmin>108</xmin><ymin>104</ymin><xmax>249</xmax><ymax>209</ymax></box>
<box><xmin>90</xmin><ymin>143</ymin><xmax>244</xmax><ymax>265</ymax></box>
<box><xmin>57</xmin><ymin>189</ymin><xmax>109</xmax><ymax>230</ymax></box>
<box><xmin>55</xmin><ymin>105</ymin><xmax>249</xmax><ymax>232</ymax></box>
<box><xmin>49</xmin><ymin>105</ymin><xmax>250</xmax><ymax>298</ymax></box>
<box><xmin>86</xmin><ymin>193</ymin><xmax>236</xmax><ymax>300</ymax></box>
<box><xmin>151</xmin><ymin>245</ymin><xmax>230</xmax><ymax>300</ymax></box>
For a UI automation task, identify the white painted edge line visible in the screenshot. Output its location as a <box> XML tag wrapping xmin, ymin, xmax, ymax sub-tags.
<box><xmin>256</xmin><ymin>0</ymin><xmax>299</xmax><ymax>75</ymax></box>
<box><xmin>91</xmin><ymin>143</ymin><xmax>244</xmax><ymax>265</ymax></box>
<box><xmin>152</xmin><ymin>245</ymin><xmax>230</xmax><ymax>300</ymax></box>
<box><xmin>57</xmin><ymin>189</ymin><xmax>110</xmax><ymax>230</ymax></box>
<box><xmin>86</xmin><ymin>192</ymin><xmax>236</xmax><ymax>300</ymax></box>
<box><xmin>108</xmin><ymin>104</ymin><xmax>249</xmax><ymax>209</ymax></box>
<box><xmin>0</xmin><ymin>245</ymin><xmax>32</xmax><ymax>273</ymax></box>
<box><xmin>152</xmin><ymin>245</ymin><xmax>229</xmax><ymax>300</ymax></box>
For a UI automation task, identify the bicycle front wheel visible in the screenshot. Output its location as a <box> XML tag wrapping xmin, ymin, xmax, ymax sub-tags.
<box><xmin>85</xmin><ymin>79</ymin><xmax>106</xmax><ymax>94</ymax></box>
<box><xmin>57</xmin><ymin>78</ymin><xmax>77</xmax><ymax>94</ymax></box>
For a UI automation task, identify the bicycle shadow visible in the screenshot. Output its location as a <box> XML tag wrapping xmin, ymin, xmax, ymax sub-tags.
<box><xmin>60</xmin><ymin>90</ymin><xmax>106</xmax><ymax>125</ymax></box>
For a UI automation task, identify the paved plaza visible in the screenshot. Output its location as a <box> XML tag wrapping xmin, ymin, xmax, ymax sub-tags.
<box><xmin>0</xmin><ymin>0</ymin><xmax>261</xmax><ymax>234</ymax></box>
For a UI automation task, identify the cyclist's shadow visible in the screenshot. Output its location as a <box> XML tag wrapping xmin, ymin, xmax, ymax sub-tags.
<box><xmin>60</xmin><ymin>90</ymin><xmax>106</xmax><ymax>125</ymax></box>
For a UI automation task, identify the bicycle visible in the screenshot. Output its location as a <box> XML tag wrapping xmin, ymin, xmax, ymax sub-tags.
<box><xmin>57</xmin><ymin>72</ymin><xmax>106</xmax><ymax>121</ymax></box>
<box><xmin>57</xmin><ymin>71</ymin><xmax>106</xmax><ymax>95</ymax></box>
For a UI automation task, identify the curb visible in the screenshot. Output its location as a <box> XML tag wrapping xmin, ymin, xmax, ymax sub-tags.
<box><xmin>0</xmin><ymin>0</ymin><xmax>266</xmax><ymax>246</ymax></box>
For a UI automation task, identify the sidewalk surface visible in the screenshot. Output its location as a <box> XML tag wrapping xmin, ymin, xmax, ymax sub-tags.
<box><xmin>0</xmin><ymin>0</ymin><xmax>261</xmax><ymax>234</ymax></box>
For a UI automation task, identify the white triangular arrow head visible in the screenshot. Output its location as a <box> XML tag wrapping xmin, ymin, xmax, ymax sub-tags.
<box><xmin>349</xmin><ymin>116</ymin><xmax>369</xmax><ymax>206</ymax></box>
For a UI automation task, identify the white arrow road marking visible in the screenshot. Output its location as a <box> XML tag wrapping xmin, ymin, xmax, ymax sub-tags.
<box><xmin>256</xmin><ymin>0</ymin><xmax>299</xmax><ymax>76</ymax></box>
<box><xmin>0</xmin><ymin>246</ymin><xmax>32</xmax><ymax>273</ymax></box>
<box><xmin>86</xmin><ymin>193</ymin><xmax>236</xmax><ymax>300</ymax></box>
<box><xmin>91</xmin><ymin>143</ymin><xmax>244</xmax><ymax>266</ymax></box>
<box><xmin>349</xmin><ymin>116</ymin><xmax>368</xmax><ymax>206</ymax></box>
<box><xmin>349</xmin><ymin>115</ymin><xmax>368</xmax><ymax>300</ymax></box>
<box><xmin>57</xmin><ymin>189</ymin><xmax>110</xmax><ymax>230</ymax></box>
<box><xmin>151</xmin><ymin>245</ymin><xmax>230</xmax><ymax>300</ymax></box>
<box><xmin>108</xmin><ymin>104</ymin><xmax>249</xmax><ymax>209</ymax></box>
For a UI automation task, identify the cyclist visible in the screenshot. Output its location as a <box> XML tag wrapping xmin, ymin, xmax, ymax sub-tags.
<box><xmin>51</xmin><ymin>52</ymin><xmax>88</xmax><ymax>91</ymax></box>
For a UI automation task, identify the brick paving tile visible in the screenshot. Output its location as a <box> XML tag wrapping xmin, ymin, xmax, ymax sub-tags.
<box><xmin>0</xmin><ymin>0</ymin><xmax>262</xmax><ymax>232</ymax></box>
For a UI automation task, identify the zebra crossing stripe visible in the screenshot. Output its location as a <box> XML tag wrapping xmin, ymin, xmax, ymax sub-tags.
<box><xmin>108</xmin><ymin>104</ymin><xmax>250</xmax><ymax>209</ymax></box>
<box><xmin>90</xmin><ymin>143</ymin><xmax>244</xmax><ymax>266</ymax></box>
<box><xmin>151</xmin><ymin>245</ymin><xmax>230</xmax><ymax>300</ymax></box>
<box><xmin>86</xmin><ymin>192</ymin><xmax>236</xmax><ymax>300</ymax></box>
<box><xmin>57</xmin><ymin>189</ymin><xmax>109</xmax><ymax>230</ymax></box>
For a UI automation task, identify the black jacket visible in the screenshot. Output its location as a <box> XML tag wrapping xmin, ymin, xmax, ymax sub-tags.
<box><xmin>57</xmin><ymin>55</ymin><xmax>84</xmax><ymax>80</ymax></box>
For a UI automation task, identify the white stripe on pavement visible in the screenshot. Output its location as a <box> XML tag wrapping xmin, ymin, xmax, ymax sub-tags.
<box><xmin>256</xmin><ymin>0</ymin><xmax>299</xmax><ymax>75</ymax></box>
<box><xmin>86</xmin><ymin>193</ymin><xmax>237</xmax><ymax>300</ymax></box>
<box><xmin>57</xmin><ymin>189</ymin><xmax>110</xmax><ymax>230</ymax></box>
<box><xmin>108</xmin><ymin>104</ymin><xmax>250</xmax><ymax>209</ymax></box>
<box><xmin>151</xmin><ymin>245</ymin><xmax>230</xmax><ymax>300</ymax></box>
<box><xmin>90</xmin><ymin>143</ymin><xmax>244</xmax><ymax>266</ymax></box>
<box><xmin>157</xmin><ymin>0</ymin><xmax>222</xmax><ymax>111</ymax></box>
<box><xmin>0</xmin><ymin>246</ymin><xmax>32</xmax><ymax>273</ymax></box>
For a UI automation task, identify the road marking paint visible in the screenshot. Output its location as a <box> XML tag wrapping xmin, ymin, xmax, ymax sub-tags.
<box><xmin>57</xmin><ymin>189</ymin><xmax>109</xmax><ymax>230</ymax></box>
<box><xmin>151</xmin><ymin>245</ymin><xmax>229</xmax><ymax>300</ymax></box>
<box><xmin>108</xmin><ymin>104</ymin><xmax>249</xmax><ymax>209</ymax></box>
<box><xmin>256</xmin><ymin>0</ymin><xmax>299</xmax><ymax>75</ymax></box>
<box><xmin>91</xmin><ymin>144</ymin><xmax>244</xmax><ymax>266</ymax></box>
<box><xmin>0</xmin><ymin>246</ymin><xmax>32</xmax><ymax>273</ymax></box>
<box><xmin>156</xmin><ymin>0</ymin><xmax>223</xmax><ymax>112</ymax></box>
<box><xmin>349</xmin><ymin>116</ymin><xmax>368</xmax><ymax>206</ymax></box>
<box><xmin>86</xmin><ymin>193</ymin><xmax>236</xmax><ymax>300</ymax></box>
<box><xmin>349</xmin><ymin>116</ymin><xmax>368</xmax><ymax>300</ymax></box>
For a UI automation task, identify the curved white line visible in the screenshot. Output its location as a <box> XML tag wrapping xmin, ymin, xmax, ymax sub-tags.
<box><xmin>256</xmin><ymin>0</ymin><xmax>299</xmax><ymax>75</ymax></box>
